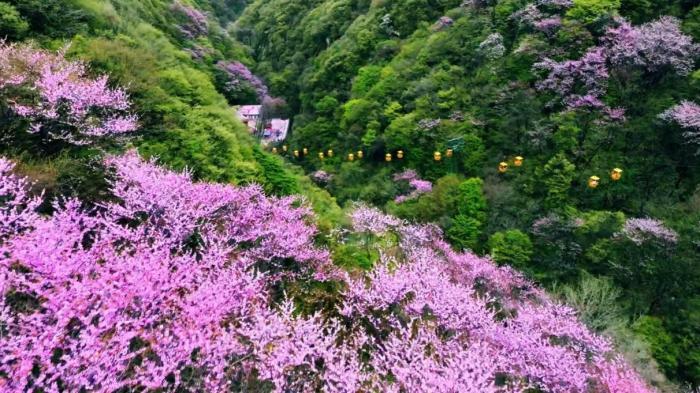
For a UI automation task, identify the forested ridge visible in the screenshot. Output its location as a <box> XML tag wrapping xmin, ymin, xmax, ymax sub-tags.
<box><xmin>0</xmin><ymin>0</ymin><xmax>699</xmax><ymax>391</ymax></box>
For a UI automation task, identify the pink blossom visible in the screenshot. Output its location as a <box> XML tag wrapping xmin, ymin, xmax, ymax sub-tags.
<box><xmin>605</xmin><ymin>16</ymin><xmax>699</xmax><ymax>76</ymax></box>
<box><xmin>534</xmin><ymin>16</ymin><xmax>562</xmax><ymax>35</ymax></box>
<box><xmin>171</xmin><ymin>1</ymin><xmax>209</xmax><ymax>39</ymax></box>
<box><xmin>0</xmin><ymin>43</ymin><xmax>138</xmax><ymax>145</ymax></box>
<box><xmin>312</xmin><ymin>170</ymin><xmax>332</xmax><ymax>184</ymax></box>
<box><xmin>660</xmin><ymin>100</ymin><xmax>700</xmax><ymax>147</ymax></box>
<box><xmin>618</xmin><ymin>217</ymin><xmax>678</xmax><ymax>245</ymax></box>
<box><xmin>535</xmin><ymin>47</ymin><xmax>609</xmax><ymax>106</ymax></box>
<box><xmin>0</xmin><ymin>154</ymin><xmax>654</xmax><ymax>392</ymax></box>
<box><xmin>0</xmin><ymin>157</ymin><xmax>42</xmax><ymax>239</ymax></box>
<box><xmin>393</xmin><ymin>169</ymin><xmax>432</xmax><ymax>203</ymax></box>
<box><xmin>216</xmin><ymin>61</ymin><xmax>269</xmax><ymax>100</ymax></box>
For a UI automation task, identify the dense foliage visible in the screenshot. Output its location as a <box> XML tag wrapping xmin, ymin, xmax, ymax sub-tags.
<box><xmin>1</xmin><ymin>0</ymin><xmax>699</xmax><ymax>390</ymax></box>
<box><xmin>237</xmin><ymin>0</ymin><xmax>700</xmax><ymax>388</ymax></box>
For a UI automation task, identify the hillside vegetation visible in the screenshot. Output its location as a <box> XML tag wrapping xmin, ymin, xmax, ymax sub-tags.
<box><xmin>236</xmin><ymin>0</ymin><xmax>700</xmax><ymax>388</ymax></box>
<box><xmin>0</xmin><ymin>0</ymin><xmax>698</xmax><ymax>391</ymax></box>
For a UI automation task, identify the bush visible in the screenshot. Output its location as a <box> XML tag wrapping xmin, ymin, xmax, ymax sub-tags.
<box><xmin>556</xmin><ymin>273</ymin><xmax>624</xmax><ymax>332</ymax></box>
<box><xmin>0</xmin><ymin>2</ymin><xmax>28</xmax><ymax>39</ymax></box>
<box><xmin>447</xmin><ymin>214</ymin><xmax>482</xmax><ymax>250</ymax></box>
<box><xmin>488</xmin><ymin>229</ymin><xmax>533</xmax><ymax>268</ymax></box>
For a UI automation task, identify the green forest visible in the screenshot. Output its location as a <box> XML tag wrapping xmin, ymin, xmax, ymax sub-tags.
<box><xmin>1</xmin><ymin>0</ymin><xmax>699</xmax><ymax>391</ymax></box>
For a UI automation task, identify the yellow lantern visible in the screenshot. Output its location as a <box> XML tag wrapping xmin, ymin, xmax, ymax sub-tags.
<box><xmin>319</xmin><ymin>152</ymin><xmax>325</xmax><ymax>160</ymax></box>
<box><xmin>446</xmin><ymin>149</ymin><xmax>453</xmax><ymax>158</ymax></box>
<box><xmin>434</xmin><ymin>151</ymin><xmax>442</xmax><ymax>161</ymax></box>
<box><xmin>303</xmin><ymin>148</ymin><xmax>309</xmax><ymax>156</ymax></box>
<box><xmin>327</xmin><ymin>149</ymin><xmax>334</xmax><ymax>157</ymax></box>
<box><xmin>397</xmin><ymin>150</ymin><xmax>404</xmax><ymax>159</ymax></box>
<box><xmin>498</xmin><ymin>162</ymin><xmax>509</xmax><ymax>173</ymax></box>
<box><xmin>514</xmin><ymin>156</ymin><xmax>524</xmax><ymax>167</ymax></box>
<box><xmin>588</xmin><ymin>176</ymin><xmax>600</xmax><ymax>189</ymax></box>
<box><xmin>385</xmin><ymin>153</ymin><xmax>392</xmax><ymax>162</ymax></box>
<box><xmin>282</xmin><ymin>145</ymin><xmax>288</xmax><ymax>152</ymax></box>
<box><xmin>293</xmin><ymin>150</ymin><xmax>299</xmax><ymax>158</ymax></box>
<box><xmin>357</xmin><ymin>150</ymin><xmax>364</xmax><ymax>159</ymax></box>
<box><xmin>611</xmin><ymin>168</ymin><xmax>622</xmax><ymax>181</ymax></box>
<box><xmin>348</xmin><ymin>153</ymin><xmax>355</xmax><ymax>161</ymax></box>
<box><xmin>272</xmin><ymin>147</ymin><xmax>278</xmax><ymax>154</ymax></box>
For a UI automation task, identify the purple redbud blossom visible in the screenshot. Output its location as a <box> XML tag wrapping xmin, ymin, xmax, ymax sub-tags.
<box><xmin>216</xmin><ymin>60</ymin><xmax>269</xmax><ymax>100</ymax></box>
<box><xmin>660</xmin><ymin>100</ymin><xmax>700</xmax><ymax>148</ymax></box>
<box><xmin>393</xmin><ymin>169</ymin><xmax>432</xmax><ymax>203</ymax></box>
<box><xmin>618</xmin><ymin>217</ymin><xmax>678</xmax><ymax>245</ymax></box>
<box><xmin>171</xmin><ymin>1</ymin><xmax>209</xmax><ymax>39</ymax></box>
<box><xmin>0</xmin><ymin>153</ymin><xmax>655</xmax><ymax>392</ymax></box>
<box><xmin>312</xmin><ymin>170</ymin><xmax>332</xmax><ymax>184</ymax></box>
<box><xmin>605</xmin><ymin>16</ymin><xmax>699</xmax><ymax>76</ymax></box>
<box><xmin>0</xmin><ymin>43</ymin><xmax>137</xmax><ymax>145</ymax></box>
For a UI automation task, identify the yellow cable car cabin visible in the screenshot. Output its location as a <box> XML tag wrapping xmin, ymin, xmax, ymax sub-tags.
<box><xmin>434</xmin><ymin>151</ymin><xmax>442</xmax><ymax>161</ymax></box>
<box><xmin>514</xmin><ymin>156</ymin><xmax>524</xmax><ymax>167</ymax></box>
<box><xmin>498</xmin><ymin>162</ymin><xmax>508</xmax><ymax>173</ymax></box>
<box><xmin>588</xmin><ymin>176</ymin><xmax>600</xmax><ymax>188</ymax></box>
<box><xmin>611</xmin><ymin>168</ymin><xmax>622</xmax><ymax>181</ymax></box>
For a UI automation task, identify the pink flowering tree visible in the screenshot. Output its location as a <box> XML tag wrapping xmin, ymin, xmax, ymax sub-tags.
<box><xmin>534</xmin><ymin>16</ymin><xmax>698</xmax><ymax>123</ymax></box>
<box><xmin>170</xmin><ymin>1</ymin><xmax>209</xmax><ymax>39</ymax></box>
<box><xmin>659</xmin><ymin>100</ymin><xmax>700</xmax><ymax>150</ymax></box>
<box><xmin>0</xmin><ymin>43</ymin><xmax>138</xmax><ymax>146</ymax></box>
<box><xmin>534</xmin><ymin>47</ymin><xmax>610</xmax><ymax>109</ymax></box>
<box><xmin>605</xmin><ymin>17</ymin><xmax>699</xmax><ymax>76</ymax></box>
<box><xmin>393</xmin><ymin>169</ymin><xmax>432</xmax><ymax>203</ymax></box>
<box><xmin>618</xmin><ymin>217</ymin><xmax>678</xmax><ymax>246</ymax></box>
<box><xmin>605</xmin><ymin>217</ymin><xmax>681</xmax><ymax>313</ymax></box>
<box><xmin>216</xmin><ymin>60</ymin><xmax>269</xmax><ymax>102</ymax></box>
<box><xmin>311</xmin><ymin>169</ymin><xmax>332</xmax><ymax>185</ymax></box>
<box><xmin>0</xmin><ymin>153</ymin><xmax>655</xmax><ymax>392</ymax></box>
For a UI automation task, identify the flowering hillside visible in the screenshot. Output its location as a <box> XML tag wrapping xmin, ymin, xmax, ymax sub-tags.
<box><xmin>1</xmin><ymin>152</ymin><xmax>651</xmax><ymax>392</ymax></box>
<box><xmin>1</xmin><ymin>0</ymin><xmax>699</xmax><ymax>391</ymax></box>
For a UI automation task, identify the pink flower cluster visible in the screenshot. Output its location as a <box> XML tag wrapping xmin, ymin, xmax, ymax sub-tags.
<box><xmin>0</xmin><ymin>151</ymin><xmax>335</xmax><ymax>391</ymax></box>
<box><xmin>535</xmin><ymin>16</ymin><xmax>698</xmax><ymax>119</ymax></box>
<box><xmin>311</xmin><ymin>169</ymin><xmax>332</xmax><ymax>184</ymax></box>
<box><xmin>434</xmin><ymin>16</ymin><xmax>454</xmax><ymax>30</ymax></box>
<box><xmin>171</xmin><ymin>1</ymin><xmax>209</xmax><ymax>39</ymax></box>
<box><xmin>618</xmin><ymin>217</ymin><xmax>679</xmax><ymax>245</ymax></box>
<box><xmin>535</xmin><ymin>47</ymin><xmax>610</xmax><ymax>109</ymax></box>
<box><xmin>660</xmin><ymin>100</ymin><xmax>700</xmax><ymax>148</ymax></box>
<box><xmin>605</xmin><ymin>17</ymin><xmax>699</xmax><ymax>76</ymax></box>
<box><xmin>392</xmin><ymin>169</ymin><xmax>432</xmax><ymax>203</ymax></box>
<box><xmin>341</xmin><ymin>205</ymin><xmax>653</xmax><ymax>392</ymax></box>
<box><xmin>534</xmin><ymin>16</ymin><xmax>562</xmax><ymax>34</ymax></box>
<box><xmin>512</xmin><ymin>2</ymin><xmax>564</xmax><ymax>35</ymax></box>
<box><xmin>536</xmin><ymin>0</ymin><xmax>572</xmax><ymax>8</ymax></box>
<box><xmin>216</xmin><ymin>61</ymin><xmax>269</xmax><ymax>100</ymax></box>
<box><xmin>0</xmin><ymin>43</ymin><xmax>138</xmax><ymax>145</ymax></box>
<box><xmin>0</xmin><ymin>158</ymin><xmax>42</xmax><ymax>239</ymax></box>
<box><xmin>0</xmin><ymin>155</ymin><xmax>654</xmax><ymax>392</ymax></box>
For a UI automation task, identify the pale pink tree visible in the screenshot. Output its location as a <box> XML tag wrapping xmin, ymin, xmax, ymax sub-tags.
<box><xmin>0</xmin><ymin>152</ymin><xmax>656</xmax><ymax>392</ymax></box>
<box><xmin>605</xmin><ymin>17</ymin><xmax>699</xmax><ymax>76</ymax></box>
<box><xmin>659</xmin><ymin>100</ymin><xmax>700</xmax><ymax>149</ymax></box>
<box><xmin>0</xmin><ymin>43</ymin><xmax>138</xmax><ymax>145</ymax></box>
